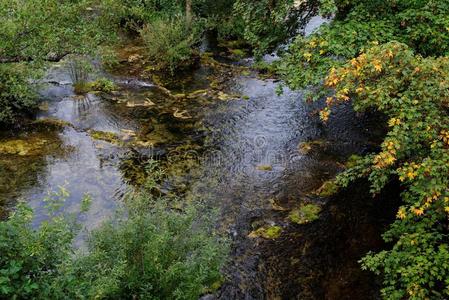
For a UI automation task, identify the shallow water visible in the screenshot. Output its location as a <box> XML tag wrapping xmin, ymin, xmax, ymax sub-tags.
<box><xmin>0</xmin><ymin>20</ymin><xmax>387</xmax><ymax>298</ymax></box>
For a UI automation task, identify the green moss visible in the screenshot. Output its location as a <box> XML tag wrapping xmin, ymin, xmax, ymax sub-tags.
<box><xmin>218</xmin><ymin>39</ymin><xmax>247</xmax><ymax>49</ymax></box>
<box><xmin>289</xmin><ymin>204</ymin><xmax>321</xmax><ymax>225</ymax></box>
<box><xmin>74</xmin><ymin>78</ymin><xmax>116</xmax><ymax>95</ymax></box>
<box><xmin>0</xmin><ymin>138</ymin><xmax>49</xmax><ymax>156</ymax></box>
<box><xmin>88</xmin><ymin>130</ymin><xmax>122</xmax><ymax>145</ymax></box>
<box><xmin>229</xmin><ymin>49</ymin><xmax>246</xmax><ymax>58</ymax></box>
<box><xmin>315</xmin><ymin>180</ymin><xmax>339</xmax><ymax>197</ymax></box>
<box><xmin>249</xmin><ymin>225</ymin><xmax>282</xmax><ymax>239</ymax></box>
<box><xmin>33</xmin><ymin>118</ymin><xmax>72</xmax><ymax>129</ymax></box>
<box><xmin>256</xmin><ymin>164</ymin><xmax>273</xmax><ymax>171</ymax></box>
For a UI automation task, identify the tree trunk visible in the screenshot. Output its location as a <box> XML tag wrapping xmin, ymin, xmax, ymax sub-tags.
<box><xmin>186</xmin><ymin>0</ymin><xmax>192</xmax><ymax>28</ymax></box>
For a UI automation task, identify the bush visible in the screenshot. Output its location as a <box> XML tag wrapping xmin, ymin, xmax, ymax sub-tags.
<box><xmin>0</xmin><ymin>65</ymin><xmax>37</xmax><ymax>126</ymax></box>
<box><xmin>0</xmin><ymin>188</ymin><xmax>77</xmax><ymax>299</ymax></box>
<box><xmin>322</xmin><ymin>42</ymin><xmax>449</xmax><ymax>299</ymax></box>
<box><xmin>279</xmin><ymin>1</ymin><xmax>449</xmax><ymax>296</ymax></box>
<box><xmin>140</xmin><ymin>16</ymin><xmax>201</xmax><ymax>72</ymax></box>
<box><xmin>0</xmin><ymin>163</ymin><xmax>228</xmax><ymax>299</ymax></box>
<box><xmin>64</xmin><ymin>198</ymin><xmax>227</xmax><ymax>299</ymax></box>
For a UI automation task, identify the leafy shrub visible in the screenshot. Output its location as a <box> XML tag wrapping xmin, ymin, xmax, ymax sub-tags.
<box><xmin>0</xmin><ymin>163</ymin><xmax>228</xmax><ymax>299</ymax></box>
<box><xmin>279</xmin><ymin>1</ymin><xmax>449</xmax><ymax>298</ymax></box>
<box><xmin>321</xmin><ymin>42</ymin><xmax>449</xmax><ymax>299</ymax></box>
<box><xmin>64</xmin><ymin>198</ymin><xmax>227</xmax><ymax>299</ymax></box>
<box><xmin>106</xmin><ymin>0</ymin><xmax>184</xmax><ymax>31</ymax></box>
<box><xmin>280</xmin><ymin>0</ymin><xmax>449</xmax><ymax>98</ymax></box>
<box><xmin>0</xmin><ymin>188</ymin><xmax>77</xmax><ymax>299</ymax></box>
<box><xmin>140</xmin><ymin>16</ymin><xmax>201</xmax><ymax>72</ymax></box>
<box><xmin>233</xmin><ymin>0</ymin><xmax>317</xmax><ymax>57</ymax></box>
<box><xmin>0</xmin><ymin>65</ymin><xmax>37</xmax><ymax>126</ymax></box>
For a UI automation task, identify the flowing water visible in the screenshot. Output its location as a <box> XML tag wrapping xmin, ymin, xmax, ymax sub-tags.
<box><xmin>0</xmin><ymin>18</ymin><xmax>395</xmax><ymax>299</ymax></box>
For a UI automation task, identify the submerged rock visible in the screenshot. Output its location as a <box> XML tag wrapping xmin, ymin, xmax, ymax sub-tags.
<box><xmin>88</xmin><ymin>130</ymin><xmax>123</xmax><ymax>145</ymax></box>
<box><xmin>249</xmin><ymin>225</ymin><xmax>283</xmax><ymax>239</ymax></box>
<box><xmin>298</xmin><ymin>140</ymin><xmax>326</xmax><ymax>155</ymax></box>
<box><xmin>126</xmin><ymin>99</ymin><xmax>155</xmax><ymax>108</ymax></box>
<box><xmin>33</xmin><ymin>118</ymin><xmax>73</xmax><ymax>129</ymax></box>
<box><xmin>315</xmin><ymin>180</ymin><xmax>339</xmax><ymax>197</ymax></box>
<box><xmin>0</xmin><ymin>139</ymin><xmax>48</xmax><ymax>156</ymax></box>
<box><xmin>256</xmin><ymin>165</ymin><xmax>273</xmax><ymax>171</ymax></box>
<box><xmin>173</xmin><ymin>108</ymin><xmax>192</xmax><ymax>119</ymax></box>
<box><xmin>288</xmin><ymin>203</ymin><xmax>322</xmax><ymax>225</ymax></box>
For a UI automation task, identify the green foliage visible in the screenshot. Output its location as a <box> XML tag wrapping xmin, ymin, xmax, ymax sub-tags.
<box><xmin>88</xmin><ymin>78</ymin><xmax>116</xmax><ymax>93</ymax></box>
<box><xmin>0</xmin><ymin>65</ymin><xmax>37</xmax><ymax>125</ymax></box>
<box><xmin>67</xmin><ymin>199</ymin><xmax>226</xmax><ymax>299</ymax></box>
<box><xmin>0</xmin><ymin>163</ymin><xmax>228</xmax><ymax>299</ymax></box>
<box><xmin>233</xmin><ymin>0</ymin><xmax>313</xmax><ymax>57</ymax></box>
<box><xmin>0</xmin><ymin>0</ymin><xmax>119</xmax><ymax>62</ymax></box>
<box><xmin>106</xmin><ymin>0</ymin><xmax>185</xmax><ymax>31</ymax></box>
<box><xmin>280</xmin><ymin>0</ymin><xmax>449</xmax><ymax>98</ymax></box>
<box><xmin>361</xmin><ymin>214</ymin><xmax>449</xmax><ymax>300</ymax></box>
<box><xmin>0</xmin><ymin>0</ymin><xmax>121</xmax><ymax>126</ymax></box>
<box><xmin>140</xmin><ymin>16</ymin><xmax>202</xmax><ymax>72</ymax></box>
<box><xmin>278</xmin><ymin>0</ymin><xmax>449</xmax><ymax>298</ymax></box>
<box><xmin>321</xmin><ymin>42</ymin><xmax>449</xmax><ymax>299</ymax></box>
<box><xmin>0</xmin><ymin>188</ymin><xmax>76</xmax><ymax>299</ymax></box>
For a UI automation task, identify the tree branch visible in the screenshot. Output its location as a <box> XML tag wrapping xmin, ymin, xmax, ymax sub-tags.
<box><xmin>0</xmin><ymin>52</ymin><xmax>70</xmax><ymax>64</ymax></box>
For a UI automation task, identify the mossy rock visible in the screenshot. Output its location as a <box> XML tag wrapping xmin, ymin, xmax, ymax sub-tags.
<box><xmin>249</xmin><ymin>225</ymin><xmax>282</xmax><ymax>239</ymax></box>
<box><xmin>289</xmin><ymin>203</ymin><xmax>321</xmax><ymax>225</ymax></box>
<box><xmin>298</xmin><ymin>140</ymin><xmax>326</xmax><ymax>155</ymax></box>
<box><xmin>88</xmin><ymin>130</ymin><xmax>123</xmax><ymax>145</ymax></box>
<box><xmin>0</xmin><ymin>138</ymin><xmax>48</xmax><ymax>156</ymax></box>
<box><xmin>315</xmin><ymin>180</ymin><xmax>339</xmax><ymax>197</ymax></box>
<box><xmin>257</xmin><ymin>164</ymin><xmax>273</xmax><ymax>171</ymax></box>
<box><xmin>33</xmin><ymin>118</ymin><xmax>73</xmax><ymax>129</ymax></box>
<box><xmin>229</xmin><ymin>49</ymin><xmax>247</xmax><ymax>58</ymax></box>
<box><xmin>73</xmin><ymin>78</ymin><xmax>117</xmax><ymax>95</ymax></box>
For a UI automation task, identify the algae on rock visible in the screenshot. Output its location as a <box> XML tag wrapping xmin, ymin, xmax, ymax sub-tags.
<box><xmin>249</xmin><ymin>225</ymin><xmax>282</xmax><ymax>239</ymax></box>
<box><xmin>289</xmin><ymin>204</ymin><xmax>321</xmax><ymax>225</ymax></box>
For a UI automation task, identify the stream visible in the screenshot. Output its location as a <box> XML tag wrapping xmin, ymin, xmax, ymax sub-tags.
<box><xmin>0</xmin><ymin>17</ymin><xmax>396</xmax><ymax>299</ymax></box>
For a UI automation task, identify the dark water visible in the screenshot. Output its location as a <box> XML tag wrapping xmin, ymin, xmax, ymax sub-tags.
<box><xmin>0</xmin><ymin>16</ymin><xmax>394</xmax><ymax>299</ymax></box>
